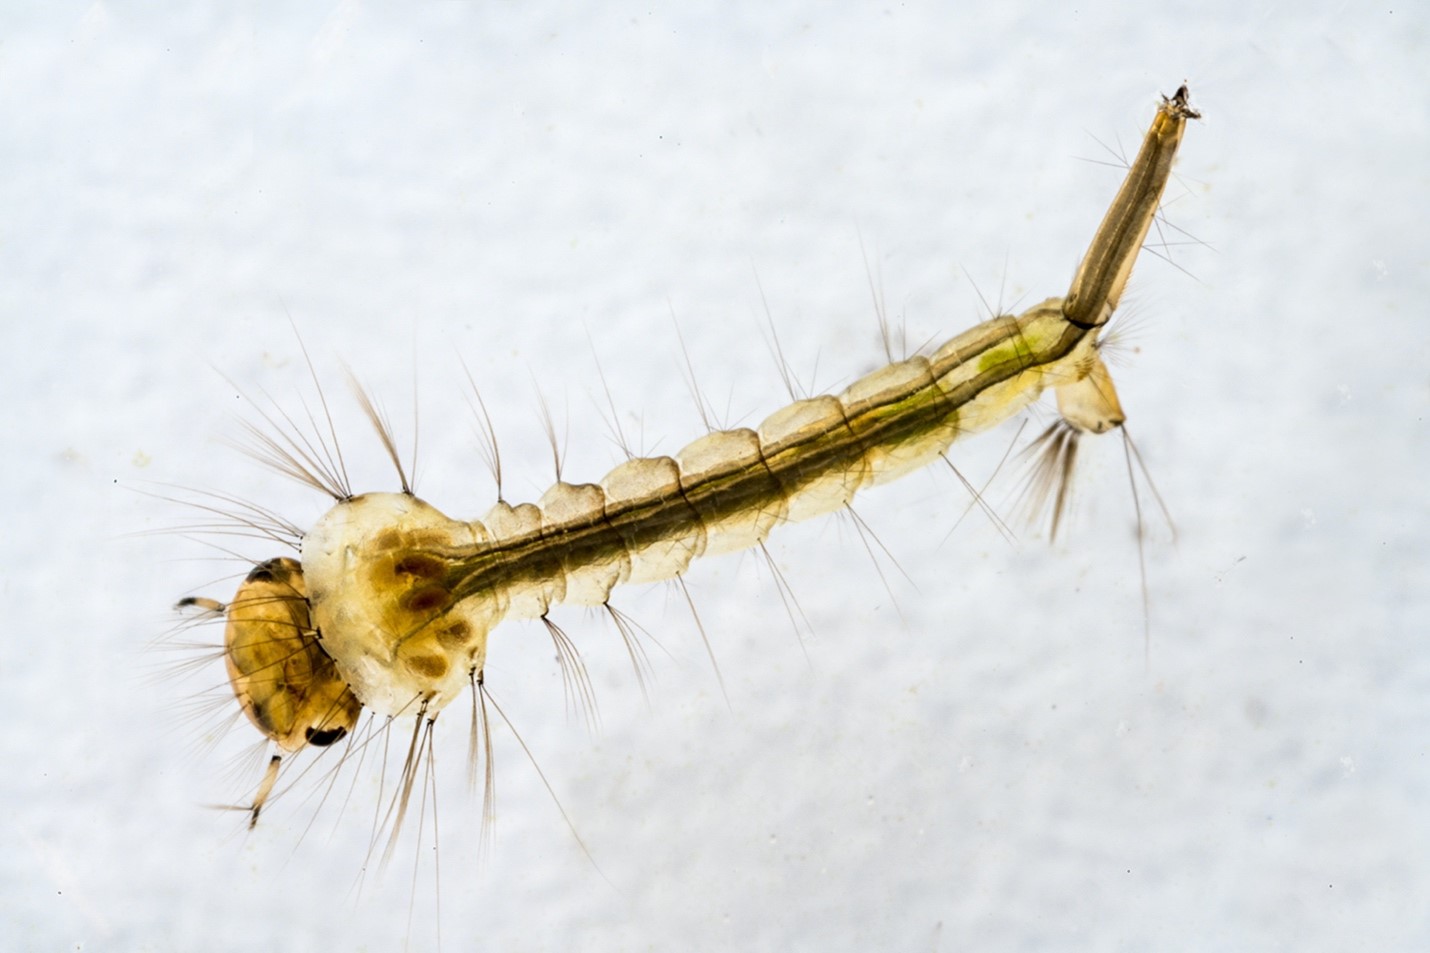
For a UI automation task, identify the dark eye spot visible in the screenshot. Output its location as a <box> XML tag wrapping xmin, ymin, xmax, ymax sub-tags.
<box><xmin>305</xmin><ymin>725</ymin><xmax>349</xmax><ymax>747</ymax></box>
<box><xmin>246</xmin><ymin>561</ymin><xmax>280</xmax><ymax>583</ymax></box>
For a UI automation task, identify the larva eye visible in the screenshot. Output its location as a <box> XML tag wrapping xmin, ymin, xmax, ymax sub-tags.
<box><xmin>222</xmin><ymin>556</ymin><xmax>362</xmax><ymax>753</ymax></box>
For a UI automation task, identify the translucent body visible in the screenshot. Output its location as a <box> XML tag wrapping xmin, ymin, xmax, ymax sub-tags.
<box><xmin>222</xmin><ymin>85</ymin><xmax>1199</xmax><ymax>750</ymax></box>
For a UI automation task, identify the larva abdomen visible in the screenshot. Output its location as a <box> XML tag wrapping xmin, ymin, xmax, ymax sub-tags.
<box><xmin>303</xmin><ymin>300</ymin><xmax>1087</xmax><ymax>717</ymax></box>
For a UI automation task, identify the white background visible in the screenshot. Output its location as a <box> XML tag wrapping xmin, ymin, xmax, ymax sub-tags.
<box><xmin>3</xmin><ymin>3</ymin><xmax>1427</xmax><ymax>951</ymax></box>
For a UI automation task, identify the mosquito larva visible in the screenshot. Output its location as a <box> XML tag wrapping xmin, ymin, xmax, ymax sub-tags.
<box><xmin>181</xmin><ymin>85</ymin><xmax>1199</xmax><ymax>832</ymax></box>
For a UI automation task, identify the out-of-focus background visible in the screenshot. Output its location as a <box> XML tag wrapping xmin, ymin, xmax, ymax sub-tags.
<box><xmin>3</xmin><ymin>3</ymin><xmax>1426</xmax><ymax>950</ymax></box>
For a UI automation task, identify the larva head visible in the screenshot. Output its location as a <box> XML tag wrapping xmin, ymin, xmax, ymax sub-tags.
<box><xmin>301</xmin><ymin>493</ymin><xmax>502</xmax><ymax>718</ymax></box>
<box><xmin>223</xmin><ymin>557</ymin><xmax>362</xmax><ymax>752</ymax></box>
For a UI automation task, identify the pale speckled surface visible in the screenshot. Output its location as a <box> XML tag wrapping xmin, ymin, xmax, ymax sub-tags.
<box><xmin>3</xmin><ymin>3</ymin><xmax>1427</xmax><ymax>951</ymax></box>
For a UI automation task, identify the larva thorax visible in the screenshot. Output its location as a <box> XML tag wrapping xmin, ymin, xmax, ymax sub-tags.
<box><xmin>303</xmin><ymin>493</ymin><xmax>497</xmax><ymax>717</ymax></box>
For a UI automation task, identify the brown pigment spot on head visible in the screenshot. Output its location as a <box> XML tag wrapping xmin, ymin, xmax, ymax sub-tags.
<box><xmin>404</xmin><ymin>653</ymin><xmax>449</xmax><ymax>679</ymax></box>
